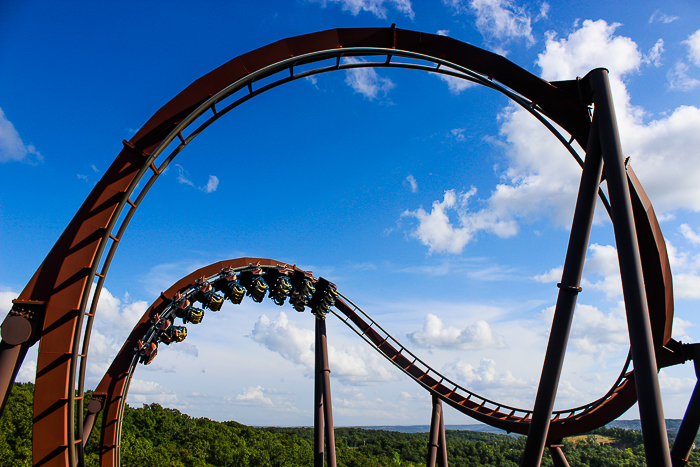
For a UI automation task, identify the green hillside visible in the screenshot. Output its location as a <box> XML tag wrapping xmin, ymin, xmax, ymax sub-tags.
<box><xmin>1</xmin><ymin>383</ymin><xmax>699</xmax><ymax>466</ymax></box>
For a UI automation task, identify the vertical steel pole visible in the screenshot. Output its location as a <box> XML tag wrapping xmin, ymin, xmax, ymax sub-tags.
<box><xmin>427</xmin><ymin>395</ymin><xmax>441</xmax><ymax>467</ymax></box>
<box><xmin>520</xmin><ymin>116</ymin><xmax>604</xmax><ymax>467</ymax></box>
<box><xmin>671</xmin><ymin>380</ymin><xmax>700</xmax><ymax>466</ymax></box>
<box><xmin>548</xmin><ymin>446</ymin><xmax>571</xmax><ymax>467</ymax></box>
<box><xmin>317</xmin><ymin>316</ymin><xmax>337</xmax><ymax>467</ymax></box>
<box><xmin>671</xmin><ymin>359</ymin><xmax>700</xmax><ymax>466</ymax></box>
<box><xmin>588</xmin><ymin>67</ymin><xmax>672</xmax><ymax>467</ymax></box>
<box><xmin>0</xmin><ymin>342</ymin><xmax>29</xmax><ymax>416</ymax></box>
<box><xmin>438</xmin><ymin>401</ymin><xmax>449</xmax><ymax>467</ymax></box>
<box><xmin>314</xmin><ymin>318</ymin><xmax>325</xmax><ymax>467</ymax></box>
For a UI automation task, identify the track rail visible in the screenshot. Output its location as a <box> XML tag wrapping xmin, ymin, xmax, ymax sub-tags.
<box><xmin>0</xmin><ymin>26</ymin><xmax>680</xmax><ymax>466</ymax></box>
<box><xmin>88</xmin><ymin>254</ymin><xmax>681</xmax><ymax>467</ymax></box>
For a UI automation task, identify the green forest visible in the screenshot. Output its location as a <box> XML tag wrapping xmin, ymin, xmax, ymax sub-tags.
<box><xmin>1</xmin><ymin>383</ymin><xmax>699</xmax><ymax>466</ymax></box>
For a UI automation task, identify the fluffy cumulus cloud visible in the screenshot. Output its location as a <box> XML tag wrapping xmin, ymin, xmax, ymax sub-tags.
<box><xmin>581</xmin><ymin>244</ymin><xmax>623</xmax><ymax>299</ymax></box>
<box><xmin>250</xmin><ymin>312</ymin><xmax>399</xmax><ymax>384</ymax></box>
<box><xmin>533</xmin><ymin>243</ymin><xmax>623</xmax><ymax>299</ymax></box>
<box><xmin>684</xmin><ymin>29</ymin><xmax>700</xmax><ymax>68</ymax></box>
<box><xmin>436</xmin><ymin>72</ymin><xmax>476</xmax><ymax>94</ymax></box>
<box><xmin>343</xmin><ymin>57</ymin><xmax>396</xmax><ymax>100</ymax></box>
<box><xmin>311</xmin><ymin>0</ymin><xmax>414</xmax><ymax>19</ymax></box>
<box><xmin>664</xmin><ymin>239</ymin><xmax>700</xmax><ymax>300</ymax></box>
<box><xmin>541</xmin><ymin>302</ymin><xmax>629</xmax><ymax>356</ymax></box>
<box><xmin>83</xmin><ymin>284</ymin><xmax>173</xmax><ymax>381</ymax></box>
<box><xmin>0</xmin><ymin>108</ymin><xmax>42</xmax><ymax>163</ymax></box>
<box><xmin>234</xmin><ymin>385</ymin><xmax>274</xmax><ymax>407</ymax></box>
<box><xmin>127</xmin><ymin>379</ymin><xmax>179</xmax><ymax>405</ymax></box>
<box><xmin>404</xmin><ymin>20</ymin><xmax>700</xmax><ymax>255</ymax></box>
<box><xmin>445</xmin><ymin>357</ymin><xmax>530</xmax><ymax>391</ymax></box>
<box><xmin>406</xmin><ymin>313</ymin><xmax>505</xmax><ymax>350</ymax></box>
<box><xmin>535</xmin><ymin>20</ymin><xmax>700</xmax><ymax>215</ymax></box>
<box><xmin>443</xmin><ymin>0</ymin><xmax>535</xmax><ymax>46</ymax></box>
<box><xmin>402</xmin><ymin>189</ymin><xmax>477</xmax><ymax>253</ymax></box>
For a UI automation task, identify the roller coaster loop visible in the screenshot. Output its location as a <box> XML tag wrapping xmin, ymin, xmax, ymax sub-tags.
<box><xmin>0</xmin><ymin>26</ymin><xmax>699</xmax><ymax>467</ymax></box>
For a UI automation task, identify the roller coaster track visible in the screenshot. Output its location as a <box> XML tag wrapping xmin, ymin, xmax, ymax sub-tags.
<box><xmin>0</xmin><ymin>26</ymin><xmax>694</xmax><ymax>467</ymax></box>
<box><xmin>85</xmin><ymin>255</ymin><xmax>677</xmax><ymax>467</ymax></box>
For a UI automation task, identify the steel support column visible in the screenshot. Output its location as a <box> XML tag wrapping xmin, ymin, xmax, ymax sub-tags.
<box><xmin>0</xmin><ymin>342</ymin><xmax>29</xmax><ymax>414</ymax></box>
<box><xmin>315</xmin><ymin>315</ymin><xmax>337</xmax><ymax>467</ymax></box>
<box><xmin>548</xmin><ymin>445</ymin><xmax>571</xmax><ymax>467</ymax></box>
<box><xmin>520</xmin><ymin>113</ymin><xmax>604</xmax><ymax>466</ymax></box>
<box><xmin>671</xmin><ymin>358</ymin><xmax>700</xmax><ymax>466</ymax></box>
<box><xmin>587</xmin><ymin>68</ymin><xmax>672</xmax><ymax>467</ymax></box>
<box><xmin>427</xmin><ymin>395</ymin><xmax>448</xmax><ymax>467</ymax></box>
<box><xmin>438</xmin><ymin>401</ymin><xmax>448</xmax><ymax>467</ymax></box>
<box><xmin>314</xmin><ymin>318</ymin><xmax>325</xmax><ymax>467</ymax></box>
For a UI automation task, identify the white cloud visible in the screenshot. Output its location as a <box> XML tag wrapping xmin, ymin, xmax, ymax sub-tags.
<box><xmin>250</xmin><ymin>312</ymin><xmax>399</xmax><ymax>384</ymax></box>
<box><xmin>17</xmin><ymin>359</ymin><xmax>36</xmax><ymax>383</ymax></box>
<box><xmin>203</xmin><ymin>175</ymin><xmax>219</xmax><ymax>193</ymax></box>
<box><xmin>533</xmin><ymin>266</ymin><xmax>562</xmax><ymax>283</ymax></box>
<box><xmin>445</xmin><ymin>0</ymin><xmax>535</xmax><ymax>46</ymax></box>
<box><xmin>405</xmin><ymin>174</ymin><xmax>418</xmax><ymax>193</ymax></box>
<box><xmin>537</xmin><ymin>20</ymin><xmax>641</xmax><ymax>80</ymax></box>
<box><xmin>174</xmin><ymin>164</ymin><xmax>219</xmax><ymax>193</ymax></box>
<box><xmin>312</xmin><ymin>0</ymin><xmax>414</xmax><ymax>19</ymax></box>
<box><xmin>343</xmin><ymin>57</ymin><xmax>396</xmax><ymax>101</ymax></box>
<box><xmin>127</xmin><ymin>379</ymin><xmax>179</xmax><ymax>405</ymax></box>
<box><xmin>406</xmin><ymin>313</ymin><xmax>505</xmax><ymax>350</ymax></box>
<box><xmin>0</xmin><ymin>291</ymin><xmax>17</xmax><ymax>312</ymax></box>
<box><xmin>234</xmin><ymin>386</ymin><xmax>274</xmax><ymax>406</ymax></box>
<box><xmin>581</xmin><ymin>244</ymin><xmax>623</xmax><ymax>299</ymax></box>
<box><xmin>445</xmin><ymin>357</ymin><xmax>529</xmax><ymax>390</ymax></box>
<box><xmin>648</xmin><ymin>11</ymin><xmax>678</xmax><ymax>24</ymax></box>
<box><xmin>541</xmin><ymin>302</ymin><xmax>629</xmax><ymax>356</ymax></box>
<box><xmin>402</xmin><ymin>20</ymin><xmax>700</xmax><ymax>255</ymax></box>
<box><xmin>642</xmin><ymin>39</ymin><xmax>664</xmax><ymax>67</ymax></box>
<box><xmin>664</xmin><ymin>239</ymin><xmax>700</xmax><ymax>300</ymax></box>
<box><xmin>680</xmin><ymin>224</ymin><xmax>700</xmax><ymax>245</ymax></box>
<box><xmin>0</xmin><ymin>108</ymin><xmax>42</xmax><ymax>163</ymax></box>
<box><xmin>674</xmin><ymin>273</ymin><xmax>700</xmax><ymax>300</ymax></box>
<box><xmin>250</xmin><ymin>312</ymin><xmax>315</xmax><ymax>369</ymax></box>
<box><xmin>683</xmin><ymin>29</ymin><xmax>700</xmax><ymax>67</ymax></box>
<box><xmin>437</xmin><ymin>29</ymin><xmax>450</xmax><ymax>36</ymax></box>
<box><xmin>668</xmin><ymin>62</ymin><xmax>700</xmax><ymax>91</ymax></box>
<box><xmin>436</xmin><ymin>72</ymin><xmax>476</xmax><ymax>94</ymax></box>
<box><xmin>672</xmin><ymin>317</ymin><xmax>693</xmax><ymax>340</ymax></box>
<box><xmin>402</xmin><ymin>188</ymin><xmax>480</xmax><ymax>254</ymax></box>
<box><xmin>658</xmin><ymin>369</ymin><xmax>696</xmax><ymax>394</ymax></box>
<box><xmin>451</xmin><ymin>128</ymin><xmax>466</xmax><ymax>141</ymax></box>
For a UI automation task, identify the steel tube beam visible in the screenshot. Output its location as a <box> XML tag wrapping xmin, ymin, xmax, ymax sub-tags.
<box><xmin>438</xmin><ymin>402</ymin><xmax>448</xmax><ymax>467</ymax></box>
<box><xmin>671</xmin><ymin>380</ymin><xmax>700</xmax><ymax>466</ymax></box>
<box><xmin>427</xmin><ymin>395</ymin><xmax>442</xmax><ymax>467</ymax></box>
<box><xmin>0</xmin><ymin>342</ymin><xmax>29</xmax><ymax>415</ymax></box>
<box><xmin>316</xmin><ymin>316</ymin><xmax>337</xmax><ymax>467</ymax></box>
<box><xmin>548</xmin><ymin>446</ymin><xmax>571</xmax><ymax>467</ymax></box>
<box><xmin>671</xmin><ymin>359</ymin><xmax>700</xmax><ymax>466</ymax></box>
<box><xmin>314</xmin><ymin>318</ymin><xmax>325</xmax><ymax>467</ymax></box>
<box><xmin>520</xmin><ymin>115</ymin><xmax>604</xmax><ymax>466</ymax></box>
<box><xmin>587</xmin><ymin>68</ymin><xmax>672</xmax><ymax>467</ymax></box>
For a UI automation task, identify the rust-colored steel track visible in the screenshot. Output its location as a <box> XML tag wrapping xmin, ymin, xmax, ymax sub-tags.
<box><xmin>0</xmin><ymin>26</ymin><xmax>681</xmax><ymax>466</ymax></box>
<box><xmin>90</xmin><ymin>244</ymin><xmax>673</xmax><ymax>466</ymax></box>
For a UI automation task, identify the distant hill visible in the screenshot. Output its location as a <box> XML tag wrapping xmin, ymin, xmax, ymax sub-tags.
<box><xmin>349</xmin><ymin>424</ymin><xmax>512</xmax><ymax>434</ymax></box>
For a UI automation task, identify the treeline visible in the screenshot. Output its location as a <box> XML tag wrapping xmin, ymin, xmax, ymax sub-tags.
<box><xmin>2</xmin><ymin>382</ymin><xmax>700</xmax><ymax>466</ymax></box>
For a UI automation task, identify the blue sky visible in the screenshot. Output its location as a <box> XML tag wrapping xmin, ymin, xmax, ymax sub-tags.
<box><xmin>2</xmin><ymin>0</ymin><xmax>700</xmax><ymax>428</ymax></box>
